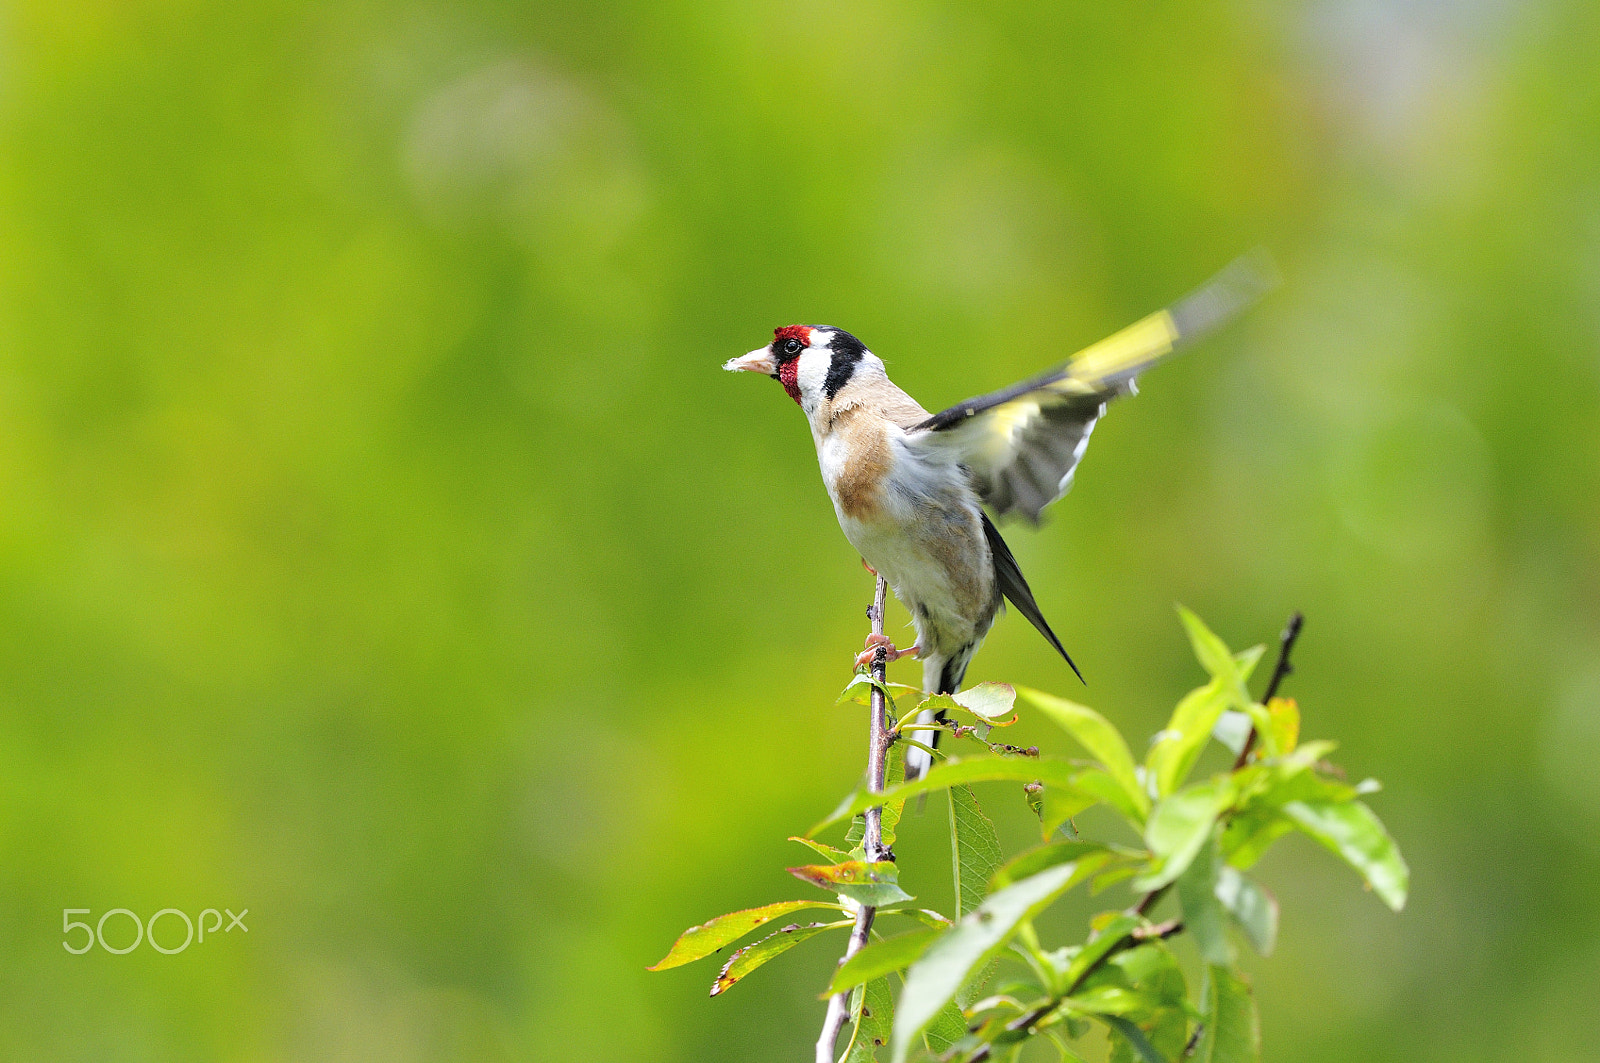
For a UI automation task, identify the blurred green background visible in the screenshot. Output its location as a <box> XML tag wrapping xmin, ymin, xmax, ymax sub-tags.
<box><xmin>1</xmin><ymin>0</ymin><xmax>1597</xmax><ymax>1060</ymax></box>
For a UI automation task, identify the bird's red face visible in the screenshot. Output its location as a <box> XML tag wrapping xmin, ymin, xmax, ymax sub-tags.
<box><xmin>724</xmin><ymin>325</ymin><xmax>814</xmax><ymax>405</ymax></box>
<box><xmin>724</xmin><ymin>325</ymin><xmax>868</xmax><ymax>415</ymax></box>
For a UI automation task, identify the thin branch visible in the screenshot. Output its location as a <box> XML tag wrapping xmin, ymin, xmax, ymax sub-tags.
<box><xmin>1232</xmin><ymin>612</ymin><xmax>1305</xmax><ymax>770</ymax></box>
<box><xmin>969</xmin><ymin>921</ymin><xmax>1185</xmax><ymax>1062</ymax></box>
<box><xmin>815</xmin><ymin>576</ymin><xmax>894</xmax><ymax>1063</ymax></box>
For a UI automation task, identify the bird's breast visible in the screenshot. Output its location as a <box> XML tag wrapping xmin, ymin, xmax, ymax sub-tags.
<box><xmin>819</xmin><ymin>415</ymin><xmax>893</xmax><ymax>522</ymax></box>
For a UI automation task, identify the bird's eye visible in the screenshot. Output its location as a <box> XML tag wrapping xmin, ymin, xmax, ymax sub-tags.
<box><xmin>781</xmin><ymin>337</ymin><xmax>804</xmax><ymax>356</ymax></box>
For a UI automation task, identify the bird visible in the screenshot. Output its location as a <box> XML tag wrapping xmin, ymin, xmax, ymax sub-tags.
<box><xmin>724</xmin><ymin>253</ymin><xmax>1275</xmax><ymax>778</ymax></box>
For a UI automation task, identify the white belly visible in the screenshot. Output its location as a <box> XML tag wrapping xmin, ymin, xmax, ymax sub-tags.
<box><xmin>819</xmin><ymin>431</ymin><xmax>994</xmax><ymax>658</ymax></box>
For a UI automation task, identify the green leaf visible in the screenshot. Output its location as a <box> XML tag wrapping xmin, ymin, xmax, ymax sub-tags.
<box><xmin>882</xmin><ymin>907</ymin><xmax>953</xmax><ymax>931</ymax></box>
<box><xmin>1062</xmin><ymin>985</ymin><xmax>1158</xmax><ymax>1016</ymax></box>
<box><xmin>1059</xmin><ymin>912</ymin><xmax>1140</xmax><ymax>991</ymax></box>
<box><xmin>710</xmin><ymin>920</ymin><xmax>852</xmax><ymax>996</ymax></box>
<box><xmin>1102</xmin><ymin>942</ymin><xmax>1188</xmax><ymax>1009</ymax></box>
<box><xmin>950</xmin><ymin>785</ymin><xmax>1003</xmax><ymax>917</ymax></box>
<box><xmin>846</xmin><ymin>744</ymin><xmax>907</xmax><ymax>852</ymax></box>
<box><xmin>1214</xmin><ymin>866</ymin><xmax>1277</xmax><ymax>956</ymax></box>
<box><xmin>1041</xmin><ymin>784</ymin><xmax>1095</xmax><ymax>838</ymax></box>
<box><xmin>889</xmin><ymin>862</ymin><xmax>1085</xmax><ymax>1063</ymax></box>
<box><xmin>952</xmin><ymin>682</ymin><xmax>1018</xmax><ymax>720</ymax></box>
<box><xmin>789</xmin><ymin>861</ymin><xmax>914</xmax><ymax>907</ymax></box>
<box><xmin>1192</xmin><ymin>966</ymin><xmax>1259</xmax><ymax>1063</ymax></box>
<box><xmin>842</xmin><ymin>977</ymin><xmax>895</xmax><ymax>1063</ymax></box>
<box><xmin>791</xmin><ymin>836</ymin><xmax>850</xmax><ymax>861</ymax></box>
<box><xmin>1264</xmin><ymin>697</ymin><xmax>1298</xmax><ymax>755</ymax></box>
<box><xmin>1282</xmin><ymin>799</ymin><xmax>1409</xmax><ymax>911</ymax></box>
<box><xmin>921</xmin><ymin>1000</ymin><xmax>969</xmax><ymax>1055</ymax></box>
<box><xmin>1176</xmin><ymin>609</ymin><xmax>1262</xmax><ymax>711</ymax></box>
<box><xmin>992</xmin><ymin>841</ymin><xmax>1115</xmax><ymax>891</ymax></box>
<box><xmin>1047</xmin><ymin>1030</ymin><xmax>1093</xmax><ymax>1062</ymax></box>
<box><xmin>1219</xmin><ymin>809</ymin><xmax>1293</xmax><ymax>870</ymax></box>
<box><xmin>1090</xmin><ymin>865</ymin><xmax>1138</xmax><ymax>896</ymax></box>
<box><xmin>1133</xmin><ymin>776</ymin><xmax>1236</xmax><ymax>891</ymax></box>
<box><xmin>1016</xmin><ymin>687</ymin><xmax>1149</xmax><ymax>820</ymax></box>
<box><xmin>1101</xmin><ymin>1014</ymin><xmax>1168</xmax><ymax>1063</ymax></box>
<box><xmin>837</xmin><ymin>673</ymin><xmax>919</xmax><ymax>708</ymax></box>
<box><xmin>826</xmin><ymin>928</ymin><xmax>941</xmax><ymax>996</ymax></box>
<box><xmin>1146</xmin><ymin>677</ymin><xmax>1230</xmax><ymax>797</ymax></box>
<box><xmin>1177</xmin><ymin>606</ymin><xmax>1235</xmax><ymax>678</ymax></box>
<box><xmin>1176</xmin><ymin>837</ymin><xmax>1232</xmax><ymax>966</ymax></box>
<box><xmin>950</xmin><ymin>782</ymin><xmax>1005</xmax><ymax>1006</ymax></box>
<box><xmin>648</xmin><ymin>899</ymin><xmax>846</xmax><ymax>970</ymax></box>
<box><xmin>811</xmin><ymin>756</ymin><xmax>1088</xmax><ymax>837</ymax></box>
<box><xmin>1070</xmin><ymin>768</ymin><xmax>1147</xmax><ymax>828</ymax></box>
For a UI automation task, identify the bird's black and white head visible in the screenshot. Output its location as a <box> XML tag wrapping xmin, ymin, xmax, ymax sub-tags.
<box><xmin>724</xmin><ymin>325</ymin><xmax>882</xmax><ymax>420</ymax></box>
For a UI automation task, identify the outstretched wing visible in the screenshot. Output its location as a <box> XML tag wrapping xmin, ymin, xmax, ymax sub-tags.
<box><xmin>908</xmin><ymin>251</ymin><xmax>1278</xmax><ymax>523</ymax></box>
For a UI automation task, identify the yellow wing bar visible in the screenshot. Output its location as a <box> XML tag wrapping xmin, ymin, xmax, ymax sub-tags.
<box><xmin>1054</xmin><ymin>309</ymin><xmax>1181</xmax><ymax>393</ymax></box>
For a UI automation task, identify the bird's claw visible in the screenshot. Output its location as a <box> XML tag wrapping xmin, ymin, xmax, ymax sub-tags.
<box><xmin>855</xmin><ymin>633</ymin><xmax>918</xmax><ymax>670</ymax></box>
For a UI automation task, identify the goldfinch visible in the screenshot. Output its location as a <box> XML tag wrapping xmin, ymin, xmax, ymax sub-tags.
<box><xmin>725</xmin><ymin>253</ymin><xmax>1275</xmax><ymax>777</ymax></box>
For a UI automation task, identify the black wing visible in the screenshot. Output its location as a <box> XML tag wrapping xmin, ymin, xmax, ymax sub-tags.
<box><xmin>983</xmin><ymin>512</ymin><xmax>1084</xmax><ymax>683</ymax></box>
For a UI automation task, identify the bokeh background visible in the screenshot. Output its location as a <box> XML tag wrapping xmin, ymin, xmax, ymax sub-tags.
<box><xmin>0</xmin><ymin>0</ymin><xmax>1596</xmax><ymax>1060</ymax></box>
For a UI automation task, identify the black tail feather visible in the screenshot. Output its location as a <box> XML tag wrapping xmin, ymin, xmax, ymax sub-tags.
<box><xmin>982</xmin><ymin>512</ymin><xmax>1085</xmax><ymax>683</ymax></box>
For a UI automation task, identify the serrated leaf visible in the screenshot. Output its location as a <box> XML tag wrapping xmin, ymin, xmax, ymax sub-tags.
<box><xmin>1146</xmin><ymin>677</ymin><xmax>1230</xmax><ymax>797</ymax></box>
<box><xmin>710</xmin><ymin>920</ymin><xmax>851</xmax><ymax>996</ymax></box>
<box><xmin>922</xmin><ymin>1000</ymin><xmax>969</xmax><ymax>1055</ymax></box>
<box><xmin>842</xmin><ymin>977</ymin><xmax>895</xmax><ymax>1063</ymax></box>
<box><xmin>1016</xmin><ymin>688</ymin><xmax>1149</xmax><ymax>820</ymax></box>
<box><xmin>826</xmin><ymin>928</ymin><xmax>941</xmax><ymax>996</ymax></box>
<box><xmin>1133</xmin><ymin>776</ymin><xmax>1236</xmax><ymax>891</ymax></box>
<box><xmin>1214</xmin><ymin>866</ymin><xmax>1277</xmax><ymax>956</ymax></box>
<box><xmin>889</xmin><ymin>862</ymin><xmax>1085</xmax><ymax>1063</ymax></box>
<box><xmin>1281</xmin><ymin>799</ymin><xmax>1409</xmax><ymax>911</ymax></box>
<box><xmin>951</xmin><ymin>785</ymin><xmax>1003</xmax><ymax>917</ymax></box>
<box><xmin>648</xmin><ymin>899</ymin><xmax>845</xmax><ymax>970</ymax></box>
<box><xmin>1193</xmin><ymin>966</ymin><xmax>1259</xmax><ymax>1063</ymax></box>
<box><xmin>811</xmin><ymin>756</ymin><xmax>1087</xmax><ymax>837</ymax></box>
<box><xmin>789</xmin><ymin>861</ymin><xmax>914</xmax><ymax>907</ymax></box>
<box><xmin>1176</xmin><ymin>837</ymin><xmax>1231</xmax><ymax>965</ymax></box>
<box><xmin>950</xmin><ymin>783</ymin><xmax>1004</xmax><ymax>1006</ymax></box>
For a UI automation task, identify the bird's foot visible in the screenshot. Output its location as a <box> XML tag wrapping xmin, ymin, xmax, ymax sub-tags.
<box><xmin>855</xmin><ymin>633</ymin><xmax>918</xmax><ymax>670</ymax></box>
<box><xmin>860</xmin><ymin>558</ymin><xmax>877</xmax><ymax>576</ymax></box>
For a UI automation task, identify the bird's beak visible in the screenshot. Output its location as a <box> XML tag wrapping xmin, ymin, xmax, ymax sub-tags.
<box><xmin>724</xmin><ymin>348</ymin><xmax>776</xmax><ymax>375</ymax></box>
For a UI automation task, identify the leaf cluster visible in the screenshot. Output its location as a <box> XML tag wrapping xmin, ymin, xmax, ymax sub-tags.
<box><xmin>650</xmin><ymin>610</ymin><xmax>1408</xmax><ymax>1062</ymax></box>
